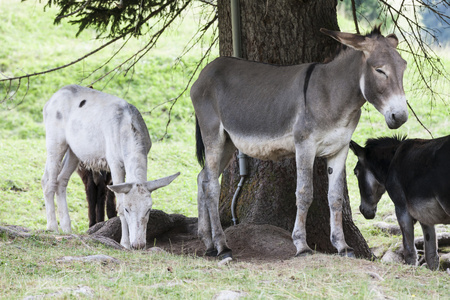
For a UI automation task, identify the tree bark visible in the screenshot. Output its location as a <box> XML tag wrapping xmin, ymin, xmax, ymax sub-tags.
<box><xmin>217</xmin><ymin>0</ymin><xmax>372</xmax><ymax>259</ymax></box>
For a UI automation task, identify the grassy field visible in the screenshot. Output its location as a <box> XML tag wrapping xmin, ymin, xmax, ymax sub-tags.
<box><xmin>1</xmin><ymin>0</ymin><xmax>449</xmax><ymax>298</ymax></box>
<box><xmin>0</xmin><ymin>0</ymin><xmax>206</xmax><ymax>231</ymax></box>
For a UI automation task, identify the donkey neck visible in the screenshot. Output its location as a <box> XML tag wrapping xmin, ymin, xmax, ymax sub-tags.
<box><xmin>119</xmin><ymin>106</ymin><xmax>151</xmax><ymax>183</ymax></box>
<box><xmin>120</xmin><ymin>133</ymin><xmax>149</xmax><ymax>183</ymax></box>
<box><xmin>313</xmin><ymin>49</ymin><xmax>366</xmax><ymax>115</ymax></box>
<box><xmin>367</xmin><ymin>143</ymin><xmax>401</xmax><ymax>186</ymax></box>
<box><xmin>124</xmin><ymin>158</ymin><xmax>147</xmax><ymax>183</ymax></box>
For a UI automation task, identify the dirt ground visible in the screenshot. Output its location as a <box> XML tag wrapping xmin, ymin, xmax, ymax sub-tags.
<box><xmin>83</xmin><ymin>210</ymin><xmax>298</xmax><ymax>262</ymax></box>
<box><xmin>152</xmin><ymin>223</ymin><xmax>297</xmax><ymax>262</ymax></box>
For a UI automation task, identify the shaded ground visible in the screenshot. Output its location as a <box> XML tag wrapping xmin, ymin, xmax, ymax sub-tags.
<box><xmin>86</xmin><ymin>209</ymin><xmax>297</xmax><ymax>261</ymax></box>
<box><xmin>153</xmin><ymin>222</ymin><xmax>297</xmax><ymax>261</ymax></box>
<box><xmin>0</xmin><ymin>211</ymin><xmax>296</xmax><ymax>262</ymax></box>
<box><xmin>2</xmin><ymin>210</ymin><xmax>449</xmax><ymax>267</ymax></box>
<box><xmin>85</xmin><ymin>210</ymin><xmax>450</xmax><ymax>269</ymax></box>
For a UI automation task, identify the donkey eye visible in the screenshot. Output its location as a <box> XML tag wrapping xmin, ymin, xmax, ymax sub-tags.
<box><xmin>375</xmin><ymin>68</ymin><xmax>387</xmax><ymax>77</ymax></box>
<box><xmin>125</xmin><ymin>208</ymin><xmax>129</xmax><ymax>214</ymax></box>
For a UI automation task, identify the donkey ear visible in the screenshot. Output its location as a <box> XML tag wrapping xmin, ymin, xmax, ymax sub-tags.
<box><xmin>320</xmin><ymin>28</ymin><xmax>370</xmax><ymax>53</ymax></box>
<box><xmin>386</xmin><ymin>33</ymin><xmax>399</xmax><ymax>48</ymax></box>
<box><xmin>108</xmin><ymin>183</ymin><xmax>133</xmax><ymax>194</ymax></box>
<box><xmin>349</xmin><ymin>140</ymin><xmax>364</xmax><ymax>157</ymax></box>
<box><xmin>144</xmin><ymin>172</ymin><xmax>180</xmax><ymax>192</ymax></box>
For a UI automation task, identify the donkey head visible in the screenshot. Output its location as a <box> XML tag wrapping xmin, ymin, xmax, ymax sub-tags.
<box><xmin>108</xmin><ymin>172</ymin><xmax>180</xmax><ymax>249</ymax></box>
<box><xmin>349</xmin><ymin>141</ymin><xmax>386</xmax><ymax>219</ymax></box>
<box><xmin>321</xmin><ymin>27</ymin><xmax>408</xmax><ymax>129</ymax></box>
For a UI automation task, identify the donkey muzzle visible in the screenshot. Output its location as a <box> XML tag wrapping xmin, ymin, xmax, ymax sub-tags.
<box><xmin>384</xmin><ymin>101</ymin><xmax>408</xmax><ymax>129</ymax></box>
<box><xmin>359</xmin><ymin>205</ymin><xmax>376</xmax><ymax>220</ymax></box>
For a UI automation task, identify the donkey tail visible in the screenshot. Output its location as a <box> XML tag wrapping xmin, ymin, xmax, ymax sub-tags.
<box><xmin>195</xmin><ymin>116</ymin><xmax>205</xmax><ymax>168</ymax></box>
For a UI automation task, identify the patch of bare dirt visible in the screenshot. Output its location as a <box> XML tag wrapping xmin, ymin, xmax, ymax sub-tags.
<box><xmin>152</xmin><ymin>222</ymin><xmax>296</xmax><ymax>261</ymax></box>
<box><xmin>85</xmin><ymin>210</ymin><xmax>297</xmax><ymax>261</ymax></box>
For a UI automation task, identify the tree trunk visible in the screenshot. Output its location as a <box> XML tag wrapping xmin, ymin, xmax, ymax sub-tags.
<box><xmin>217</xmin><ymin>0</ymin><xmax>372</xmax><ymax>259</ymax></box>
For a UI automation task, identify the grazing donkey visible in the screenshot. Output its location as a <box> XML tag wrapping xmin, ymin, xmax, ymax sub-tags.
<box><xmin>191</xmin><ymin>27</ymin><xmax>408</xmax><ymax>259</ymax></box>
<box><xmin>350</xmin><ymin>136</ymin><xmax>450</xmax><ymax>270</ymax></box>
<box><xmin>42</xmin><ymin>85</ymin><xmax>179</xmax><ymax>249</ymax></box>
<box><xmin>76</xmin><ymin>165</ymin><xmax>116</xmax><ymax>227</ymax></box>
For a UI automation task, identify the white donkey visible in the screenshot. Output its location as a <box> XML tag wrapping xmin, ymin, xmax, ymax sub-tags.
<box><xmin>42</xmin><ymin>85</ymin><xmax>179</xmax><ymax>249</ymax></box>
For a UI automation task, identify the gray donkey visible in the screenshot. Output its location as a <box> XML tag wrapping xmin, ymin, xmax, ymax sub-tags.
<box><xmin>191</xmin><ymin>27</ymin><xmax>408</xmax><ymax>258</ymax></box>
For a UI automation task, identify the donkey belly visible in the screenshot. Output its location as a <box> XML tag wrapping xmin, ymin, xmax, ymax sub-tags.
<box><xmin>65</xmin><ymin>122</ymin><xmax>110</xmax><ymax>171</ymax></box>
<box><xmin>227</xmin><ymin>127</ymin><xmax>353</xmax><ymax>160</ymax></box>
<box><xmin>408</xmin><ymin>197</ymin><xmax>450</xmax><ymax>225</ymax></box>
<box><xmin>68</xmin><ymin>142</ymin><xmax>109</xmax><ymax>171</ymax></box>
<box><xmin>228</xmin><ymin>132</ymin><xmax>295</xmax><ymax>161</ymax></box>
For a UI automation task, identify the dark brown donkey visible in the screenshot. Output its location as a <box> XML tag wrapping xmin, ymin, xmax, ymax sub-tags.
<box><xmin>77</xmin><ymin>165</ymin><xmax>117</xmax><ymax>227</ymax></box>
<box><xmin>350</xmin><ymin>136</ymin><xmax>450</xmax><ymax>270</ymax></box>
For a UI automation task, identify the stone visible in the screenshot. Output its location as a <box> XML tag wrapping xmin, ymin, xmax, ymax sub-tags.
<box><xmin>374</xmin><ymin>222</ymin><xmax>402</xmax><ymax>236</ymax></box>
<box><xmin>381</xmin><ymin>249</ymin><xmax>403</xmax><ymax>264</ymax></box>
<box><xmin>213</xmin><ymin>290</ymin><xmax>245</xmax><ymax>300</ymax></box>
<box><xmin>56</xmin><ymin>254</ymin><xmax>120</xmax><ymax>264</ymax></box>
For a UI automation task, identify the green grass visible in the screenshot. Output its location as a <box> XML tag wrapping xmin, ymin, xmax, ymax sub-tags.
<box><xmin>0</xmin><ymin>0</ymin><xmax>215</xmax><ymax>142</ymax></box>
<box><xmin>0</xmin><ymin>1</ymin><xmax>450</xmax><ymax>298</ymax></box>
<box><xmin>0</xmin><ymin>0</ymin><xmax>206</xmax><ymax>232</ymax></box>
<box><xmin>1</xmin><ymin>0</ymin><xmax>449</xmax><ymax>245</ymax></box>
<box><xmin>1</xmin><ymin>235</ymin><xmax>448</xmax><ymax>299</ymax></box>
<box><xmin>0</xmin><ymin>139</ymin><xmax>199</xmax><ymax>233</ymax></box>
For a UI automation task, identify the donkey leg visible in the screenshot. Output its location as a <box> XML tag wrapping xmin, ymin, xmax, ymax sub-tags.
<box><xmin>327</xmin><ymin>147</ymin><xmax>353</xmax><ymax>256</ymax></box>
<box><xmin>198</xmin><ymin>140</ymin><xmax>235</xmax><ymax>258</ymax></box>
<box><xmin>77</xmin><ymin>167</ymin><xmax>96</xmax><ymax>227</ymax></box>
<box><xmin>106</xmin><ymin>191</ymin><xmax>117</xmax><ymax>219</ymax></box>
<box><xmin>396</xmin><ymin>208</ymin><xmax>417</xmax><ymax>266</ymax></box>
<box><xmin>197</xmin><ymin>169</ymin><xmax>215</xmax><ymax>256</ymax></box>
<box><xmin>105</xmin><ymin>172</ymin><xmax>117</xmax><ymax>219</ymax></box>
<box><xmin>42</xmin><ymin>144</ymin><xmax>68</xmax><ymax>232</ymax></box>
<box><xmin>87</xmin><ymin>170</ymin><xmax>99</xmax><ymax>227</ymax></box>
<box><xmin>205</xmin><ymin>174</ymin><xmax>232</xmax><ymax>258</ymax></box>
<box><xmin>109</xmin><ymin>164</ymin><xmax>128</xmax><ymax>249</ymax></box>
<box><xmin>292</xmin><ymin>145</ymin><xmax>315</xmax><ymax>256</ymax></box>
<box><xmin>42</xmin><ymin>167</ymin><xmax>58</xmax><ymax>232</ymax></box>
<box><xmin>93</xmin><ymin>171</ymin><xmax>106</xmax><ymax>223</ymax></box>
<box><xmin>420</xmin><ymin>223</ymin><xmax>439</xmax><ymax>270</ymax></box>
<box><xmin>56</xmin><ymin>149</ymin><xmax>79</xmax><ymax>233</ymax></box>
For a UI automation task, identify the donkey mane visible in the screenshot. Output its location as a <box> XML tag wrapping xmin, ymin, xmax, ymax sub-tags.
<box><xmin>363</xmin><ymin>135</ymin><xmax>407</xmax><ymax>184</ymax></box>
<box><xmin>366</xmin><ymin>25</ymin><xmax>382</xmax><ymax>37</ymax></box>
<box><xmin>365</xmin><ymin>134</ymin><xmax>407</xmax><ymax>150</ymax></box>
<box><xmin>128</xmin><ymin>104</ymin><xmax>152</xmax><ymax>153</ymax></box>
<box><xmin>221</xmin><ymin>56</ymin><xmax>294</xmax><ymax>68</ymax></box>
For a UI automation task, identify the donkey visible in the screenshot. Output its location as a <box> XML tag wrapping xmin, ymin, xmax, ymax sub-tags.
<box><xmin>42</xmin><ymin>84</ymin><xmax>179</xmax><ymax>249</ymax></box>
<box><xmin>76</xmin><ymin>165</ymin><xmax>116</xmax><ymax>227</ymax></box>
<box><xmin>190</xmin><ymin>27</ymin><xmax>408</xmax><ymax>259</ymax></box>
<box><xmin>350</xmin><ymin>136</ymin><xmax>450</xmax><ymax>270</ymax></box>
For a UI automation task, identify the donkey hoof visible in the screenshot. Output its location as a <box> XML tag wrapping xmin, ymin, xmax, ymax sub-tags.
<box><xmin>426</xmin><ymin>257</ymin><xmax>440</xmax><ymax>271</ymax></box>
<box><xmin>339</xmin><ymin>248</ymin><xmax>355</xmax><ymax>258</ymax></box>
<box><xmin>46</xmin><ymin>224</ymin><xmax>59</xmax><ymax>232</ymax></box>
<box><xmin>295</xmin><ymin>249</ymin><xmax>314</xmax><ymax>257</ymax></box>
<box><xmin>205</xmin><ymin>248</ymin><xmax>218</xmax><ymax>257</ymax></box>
<box><xmin>218</xmin><ymin>249</ymin><xmax>233</xmax><ymax>260</ymax></box>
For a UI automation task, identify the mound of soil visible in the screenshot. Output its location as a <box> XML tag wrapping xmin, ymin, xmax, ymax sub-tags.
<box><xmin>87</xmin><ymin>210</ymin><xmax>297</xmax><ymax>261</ymax></box>
<box><xmin>152</xmin><ymin>222</ymin><xmax>297</xmax><ymax>261</ymax></box>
